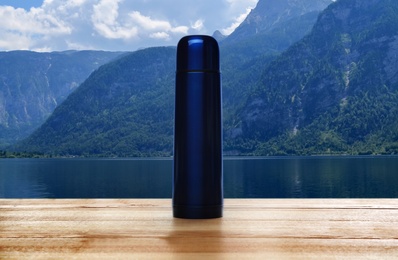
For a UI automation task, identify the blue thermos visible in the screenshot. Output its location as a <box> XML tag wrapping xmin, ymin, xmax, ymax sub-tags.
<box><xmin>173</xmin><ymin>35</ymin><xmax>223</xmax><ymax>219</ymax></box>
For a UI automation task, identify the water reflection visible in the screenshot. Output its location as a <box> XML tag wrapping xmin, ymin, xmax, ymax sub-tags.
<box><xmin>0</xmin><ymin>159</ymin><xmax>52</xmax><ymax>197</ymax></box>
<box><xmin>291</xmin><ymin>159</ymin><xmax>303</xmax><ymax>197</ymax></box>
<box><xmin>0</xmin><ymin>158</ymin><xmax>172</xmax><ymax>198</ymax></box>
<box><xmin>1</xmin><ymin>156</ymin><xmax>398</xmax><ymax>198</ymax></box>
<box><xmin>223</xmin><ymin>156</ymin><xmax>398</xmax><ymax>198</ymax></box>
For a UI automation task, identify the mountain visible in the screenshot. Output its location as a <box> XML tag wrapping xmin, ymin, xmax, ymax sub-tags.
<box><xmin>16</xmin><ymin>47</ymin><xmax>175</xmax><ymax>157</ymax></box>
<box><xmin>221</xmin><ymin>0</ymin><xmax>333</xmax><ymax>124</ymax></box>
<box><xmin>15</xmin><ymin>0</ymin><xmax>331</xmax><ymax>157</ymax></box>
<box><xmin>227</xmin><ymin>0</ymin><xmax>398</xmax><ymax>155</ymax></box>
<box><xmin>224</xmin><ymin>0</ymin><xmax>333</xmax><ymax>44</ymax></box>
<box><xmin>0</xmin><ymin>50</ymin><xmax>124</xmax><ymax>148</ymax></box>
<box><xmin>20</xmin><ymin>0</ymin><xmax>398</xmax><ymax>157</ymax></box>
<box><xmin>212</xmin><ymin>30</ymin><xmax>226</xmax><ymax>42</ymax></box>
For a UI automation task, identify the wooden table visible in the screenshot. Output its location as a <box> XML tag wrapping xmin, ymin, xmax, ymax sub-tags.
<box><xmin>1</xmin><ymin>199</ymin><xmax>397</xmax><ymax>259</ymax></box>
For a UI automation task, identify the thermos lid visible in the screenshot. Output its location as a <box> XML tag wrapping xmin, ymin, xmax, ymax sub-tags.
<box><xmin>177</xmin><ymin>35</ymin><xmax>220</xmax><ymax>73</ymax></box>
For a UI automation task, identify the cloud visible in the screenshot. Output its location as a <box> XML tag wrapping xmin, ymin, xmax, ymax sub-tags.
<box><xmin>129</xmin><ymin>11</ymin><xmax>188</xmax><ymax>39</ymax></box>
<box><xmin>191</xmin><ymin>19</ymin><xmax>204</xmax><ymax>31</ymax></box>
<box><xmin>91</xmin><ymin>0</ymin><xmax>138</xmax><ymax>39</ymax></box>
<box><xmin>150</xmin><ymin>32</ymin><xmax>170</xmax><ymax>40</ymax></box>
<box><xmin>221</xmin><ymin>8</ymin><xmax>252</xmax><ymax>35</ymax></box>
<box><xmin>221</xmin><ymin>0</ymin><xmax>258</xmax><ymax>35</ymax></box>
<box><xmin>0</xmin><ymin>32</ymin><xmax>31</xmax><ymax>50</ymax></box>
<box><xmin>0</xmin><ymin>0</ymin><xmax>259</xmax><ymax>51</ymax></box>
<box><xmin>0</xmin><ymin>6</ymin><xmax>71</xmax><ymax>35</ymax></box>
<box><xmin>130</xmin><ymin>11</ymin><xmax>170</xmax><ymax>31</ymax></box>
<box><xmin>0</xmin><ymin>5</ymin><xmax>72</xmax><ymax>50</ymax></box>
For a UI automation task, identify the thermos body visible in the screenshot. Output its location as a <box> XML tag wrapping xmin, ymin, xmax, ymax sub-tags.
<box><xmin>173</xmin><ymin>35</ymin><xmax>223</xmax><ymax>219</ymax></box>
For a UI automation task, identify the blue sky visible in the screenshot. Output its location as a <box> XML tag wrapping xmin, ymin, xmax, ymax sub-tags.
<box><xmin>0</xmin><ymin>0</ymin><xmax>43</xmax><ymax>9</ymax></box>
<box><xmin>0</xmin><ymin>0</ymin><xmax>258</xmax><ymax>52</ymax></box>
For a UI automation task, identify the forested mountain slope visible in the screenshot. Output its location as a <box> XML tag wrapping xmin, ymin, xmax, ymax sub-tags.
<box><xmin>16</xmin><ymin>0</ymin><xmax>333</xmax><ymax>156</ymax></box>
<box><xmin>229</xmin><ymin>0</ymin><xmax>398</xmax><ymax>155</ymax></box>
<box><xmin>20</xmin><ymin>0</ymin><xmax>398</xmax><ymax>157</ymax></box>
<box><xmin>0</xmin><ymin>50</ymin><xmax>123</xmax><ymax>147</ymax></box>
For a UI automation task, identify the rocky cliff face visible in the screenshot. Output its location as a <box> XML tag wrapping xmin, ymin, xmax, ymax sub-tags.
<box><xmin>221</xmin><ymin>0</ymin><xmax>333</xmax><ymax>120</ymax></box>
<box><xmin>0</xmin><ymin>51</ymin><xmax>123</xmax><ymax>147</ymax></box>
<box><xmin>225</xmin><ymin>0</ymin><xmax>333</xmax><ymax>44</ymax></box>
<box><xmin>232</xmin><ymin>0</ymin><xmax>398</xmax><ymax>155</ymax></box>
<box><xmin>16</xmin><ymin>47</ymin><xmax>175</xmax><ymax>157</ymax></box>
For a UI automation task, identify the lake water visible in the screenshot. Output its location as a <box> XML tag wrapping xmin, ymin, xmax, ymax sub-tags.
<box><xmin>1</xmin><ymin>156</ymin><xmax>398</xmax><ymax>198</ymax></box>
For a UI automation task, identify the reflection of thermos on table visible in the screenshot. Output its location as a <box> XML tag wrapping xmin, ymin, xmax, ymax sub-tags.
<box><xmin>173</xmin><ymin>35</ymin><xmax>223</xmax><ymax>219</ymax></box>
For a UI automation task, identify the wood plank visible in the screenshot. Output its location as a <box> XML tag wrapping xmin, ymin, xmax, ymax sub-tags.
<box><xmin>1</xmin><ymin>199</ymin><xmax>397</xmax><ymax>259</ymax></box>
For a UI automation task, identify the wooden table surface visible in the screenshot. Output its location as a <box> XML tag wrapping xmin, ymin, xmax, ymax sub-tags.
<box><xmin>1</xmin><ymin>199</ymin><xmax>398</xmax><ymax>259</ymax></box>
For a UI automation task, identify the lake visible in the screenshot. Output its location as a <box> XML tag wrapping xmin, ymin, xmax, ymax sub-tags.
<box><xmin>1</xmin><ymin>156</ymin><xmax>398</xmax><ymax>198</ymax></box>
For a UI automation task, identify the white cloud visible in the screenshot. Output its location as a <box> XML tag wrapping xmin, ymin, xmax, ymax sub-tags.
<box><xmin>130</xmin><ymin>11</ymin><xmax>170</xmax><ymax>31</ymax></box>
<box><xmin>221</xmin><ymin>0</ymin><xmax>258</xmax><ymax>35</ymax></box>
<box><xmin>191</xmin><ymin>19</ymin><xmax>204</xmax><ymax>31</ymax></box>
<box><xmin>66</xmin><ymin>40</ymin><xmax>95</xmax><ymax>50</ymax></box>
<box><xmin>91</xmin><ymin>0</ymin><xmax>138</xmax><ymax>39</ymax></box>
<box><xmin>0</xmin><ymin>32</ymin><xmax>31</xmax><ymax>50</ymax></box>
<box><xmin>68</xmin><ymin>0</ymin><xmax>87</xmax><ymax>7</ymax></box>
<box><xmin>221</xmin><ymin>7</ymin><xmax>252</xmax><ymax>35</ymax></box>
<box><xmin>0</xmin><ymin>0</ymin><xmax>259</xmax><ymax>51</ymax></box>
<box><xmin>171</xmin><ymin>26</ymin><xmax>189</xmax><ymax>34</ymax></box>
<box><xmin>0</xmin><ymin>5</ymin><xmax>71</xmax><ymax>35</ymax></box>
<box><xmin>129</xmin><ymin>11</ymin><xmax>188</xmax><ymax>37</ymax></box>
<box><xmin>0</xmin><ymin>4</ymin><xmax>72</xmax><ymax>50</ymax></box>
<box><xmin>150</xmin><ymin>32</ymin><xmax>170</xmax><ymax>40</ymax></box>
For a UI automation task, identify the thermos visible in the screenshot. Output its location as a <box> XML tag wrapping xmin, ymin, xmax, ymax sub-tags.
<box><xmin>173</xmin><ymin>35</ymin><xmax>223</xmax><ymax>219</ymax></box>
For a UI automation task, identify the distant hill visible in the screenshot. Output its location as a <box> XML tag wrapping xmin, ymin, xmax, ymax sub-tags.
<box><xmin>0</xmin><ymin>50</ymin><xmax>124</xmax><ymax>147</ymax></box>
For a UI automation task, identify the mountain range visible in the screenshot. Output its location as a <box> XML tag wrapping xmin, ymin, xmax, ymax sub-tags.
<box><xmin>9</xmin><ymin>0</ymin><xmax>398</xmax><ymax>156</ymax></box>
<box><xmin>0</xmin><ymin>50</ymin><xmax>124</xmax><ymax>148</ymax></box>
<box><xmin>233</xmin><ymin>0</ymin><xmax>398</xmax><ymax>155</ymax></box>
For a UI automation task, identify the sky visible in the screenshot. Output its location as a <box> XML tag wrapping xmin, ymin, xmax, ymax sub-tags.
<box><xmin>0</xmin><ymin>0</ymin><xmax>258</xmax><ymax>52</ymax></box>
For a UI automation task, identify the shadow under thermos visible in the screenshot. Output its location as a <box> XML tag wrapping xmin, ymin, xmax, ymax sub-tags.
<box><xmin>173</xmin><ymin>35</ymin><xmax>223</xmax><ymax>219</ymax></box>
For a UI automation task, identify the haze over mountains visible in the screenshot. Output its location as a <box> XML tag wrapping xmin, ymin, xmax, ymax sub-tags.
<box><xmin>0</xmin><ymin>51</ymin><xmax>124</xmax><ymax>147</ymax></box>
<box><xmin>4</xmin><ymin>0</ymin><xmax>398</xmax><ymax>156</ymax></box>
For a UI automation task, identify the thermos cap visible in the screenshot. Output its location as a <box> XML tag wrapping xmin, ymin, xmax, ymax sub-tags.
<box><xmin>177</xmin><ymin>35</ymin><xmax>220</xmax><ymax>73</ymax></box>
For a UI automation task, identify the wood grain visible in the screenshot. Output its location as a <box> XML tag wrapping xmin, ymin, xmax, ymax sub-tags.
<box><xmin>1</xmin><ymin>199</ymin><xmax>397</xmax><ymax>259</ymax></box>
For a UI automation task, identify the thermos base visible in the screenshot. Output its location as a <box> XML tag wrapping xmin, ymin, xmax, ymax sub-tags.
<box><xmin>173</xmin><ymin>205</ymin><xmax>223</xmax><ymax>219</ymax></box>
